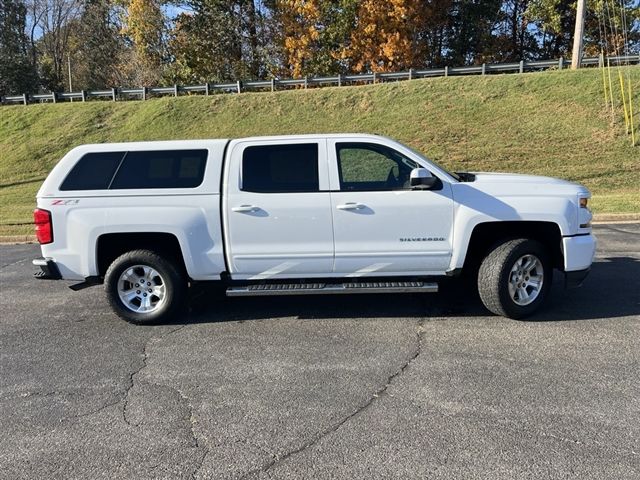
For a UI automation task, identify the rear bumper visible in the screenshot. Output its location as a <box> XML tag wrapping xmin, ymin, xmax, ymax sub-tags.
<box><xmin>33</xmin><ymin>257</ymin><xmax>62</xmax><ymax>280</ymax></box>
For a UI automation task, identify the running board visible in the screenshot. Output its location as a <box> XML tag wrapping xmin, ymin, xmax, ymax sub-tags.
<box><xmin>226</xmin><ymin>281</ymin><xmax>438</xmax><ymax>297</ymax></box>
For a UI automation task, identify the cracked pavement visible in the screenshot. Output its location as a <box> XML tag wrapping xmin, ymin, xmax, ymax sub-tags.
<box><xmin>0</xmin><ymin>223</ymin><xmax>639</xmax><ymax>479</ymax></box>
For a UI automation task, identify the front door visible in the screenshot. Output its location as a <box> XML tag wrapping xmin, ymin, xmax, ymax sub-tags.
<box><xmin>328</xmin><ymin>140</ymin><xmax>454</xmax><ymax>276</ymax></box>
<box><xmin>224</xmin><ymin>139</ymin><xmax>334</xmax><ymax>279</ymax></box>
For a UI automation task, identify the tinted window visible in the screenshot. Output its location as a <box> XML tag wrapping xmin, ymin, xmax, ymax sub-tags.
<box><xmin>110</xmin><ymin>150</ymin><xmax>207</xmax><ymax>189</ymax></box>
<box><xmin>242</xmin><ymin>144</ymin><xmax>319</xmax><ymax>193</ymax></box>
<box><xmin>60</xmin><ymin>152</ymin><xmax>125</xmax><ymax>191</ymax></box>
<box><xmin>336</xmin><ymin>143</ymin><xmax>418</xmax><ymax>191</ymax></box>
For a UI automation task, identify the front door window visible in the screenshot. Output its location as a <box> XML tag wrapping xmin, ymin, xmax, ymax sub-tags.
<box><xmin>336</xmin><ymin>143</ymin><xmax>419</xmax><ymax>191</ymax></box>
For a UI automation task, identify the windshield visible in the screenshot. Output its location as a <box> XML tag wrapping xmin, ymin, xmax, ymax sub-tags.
<box><xmin>401</xmin><ymin>143</ymin><xmax>461</xmax><ymax>182</ymax></box>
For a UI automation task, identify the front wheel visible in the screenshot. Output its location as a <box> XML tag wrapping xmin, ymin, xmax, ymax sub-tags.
<box><xmin>104</xmin><ymin>250</ymin><xmax>186</xmax><ymax>324</ymax></box>
<box><xmin>477</xmin><ymin>239</ymin><xmax>552</xmax><ymax>319</ymax></box>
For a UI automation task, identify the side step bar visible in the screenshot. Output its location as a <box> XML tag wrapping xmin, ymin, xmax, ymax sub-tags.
<box><xmin>226</xmin><ymin>281</ymin><xmax>438</xmax><ymax>297</ymax></box>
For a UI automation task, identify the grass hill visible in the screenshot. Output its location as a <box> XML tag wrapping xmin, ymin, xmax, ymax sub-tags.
<box><xmin>1</xmin><ymin>68</ymin><xmax>638</xmax><ymax>236</ymax></box>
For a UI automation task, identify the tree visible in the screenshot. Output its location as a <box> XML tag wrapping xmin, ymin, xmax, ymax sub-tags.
<box><xmin>527</xmin><ymin>0</ymin><xmax>639</xmax><ymax>59</ymax></box>
<box><xmin>68</xmin><ymin>0</ymin><xmax>122</xmax><ymax>89</ymax></box>
<box><xmin>167</xmin><ymin>1</ymin><xmax>245</xmax><ymax>83</ymax></box>
<box><xmin>167</xmin><ymin>0</ymin><xmax>277</xmax><ymax>84</ymax></box>
<box><xmin>445</xmin><ymin>0</ymin><xmax>503</xmax><ymax>65</ymax></box>
<box><xmin>416</xmin><ymin>0</ymin><xmax>455</xmax><ymax>67</ymax></box>
<box><xmin>342</xmin><ymin>0</ymin><xmax>424</xmax><ymax>72</ymax></box>
<box><xmin>28</xmin><ymin>0</ymin><xmax>82</xmax><ymax>91</ymax></box>
<box><xmin>490</xmin><ymin>0</ymin><xmax>540</xmax><ymax>61</ymax></box>
<box><xmin>583</xmin><ymin>0</ymin><xmax>640</xmax><ymax>57</ymax></box>
<box><xmin>119</xmin><ymin>0</ymin><xmax>165</xmax><ymax>85</ymax></box>
<box><xmin>277</xmin><ymin>0</ymin><xmax>357</xmax><ymax>77</ymax></box>
<box><xmin>526</xmin><ymin>0</ymin><xmax>576</xmax><ymax>58</ymax></box>
<box><xmin>0</xmin><ymin>0</ymin><xmax>39</xmax><ymax>95</ymax></box>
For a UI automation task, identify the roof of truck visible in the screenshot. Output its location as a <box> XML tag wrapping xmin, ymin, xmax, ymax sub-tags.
<box><xmin>74</xmin><ymin>133</ymin><xmax>388</xmax><ymax>151</ymax></box>
<box><xmin>233</xmin><ymin>133</ymin><xmax>387</xmax><ymax>142</ymax></box>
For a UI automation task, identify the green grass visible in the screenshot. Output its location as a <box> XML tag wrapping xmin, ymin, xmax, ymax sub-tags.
<box><xmin>1</xmin><ymin>68</ymin><xmax>639</xmax><ymax>235</ymax></box>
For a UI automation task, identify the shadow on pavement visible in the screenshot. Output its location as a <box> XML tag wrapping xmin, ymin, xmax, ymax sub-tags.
<box><xmin>180</xmin><ymin>257</ymin><xmax>640</xmax><ymax>324</ymax></box>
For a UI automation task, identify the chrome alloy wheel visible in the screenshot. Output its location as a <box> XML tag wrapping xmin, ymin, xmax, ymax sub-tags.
<box><xmin>117</xmin><ymin>265</ymin><xmax>166</xmax><ymax>313</ymax></box>
<box><xmin>507</xmin><ymin>254</ymin><xmax>544</xmax><ymax>306</ymax></box>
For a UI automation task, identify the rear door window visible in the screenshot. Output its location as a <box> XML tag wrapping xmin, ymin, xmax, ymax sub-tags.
<box><xmin>242</xmin><ymin>144</ymin><xmax>319</xmax><ymax>193</ymax></box>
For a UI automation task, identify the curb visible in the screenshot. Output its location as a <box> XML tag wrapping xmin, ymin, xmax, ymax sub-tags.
<box><xmin>0</xmin><ymin>235</ymin><xmax>36</xmax><ymax>244</ymax></box>
<box><xmin>591</xmin><ymin>213</ymin><xmax>640</xmax><ymax>223</ymax></box>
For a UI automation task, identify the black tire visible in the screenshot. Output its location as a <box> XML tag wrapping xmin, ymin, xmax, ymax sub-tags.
<box><xmin>477</xmin><ymin>238</ymin><xmax>552</xmax><ymax>319</ymax></box>
<box><xmin>104</xmin><ymin>249</ymin><xmax>187</xmax><ymax>324</ymax></box>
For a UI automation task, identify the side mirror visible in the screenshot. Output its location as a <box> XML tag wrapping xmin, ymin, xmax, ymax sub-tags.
<box><xmin>410</xmin><ymin>168</ymin><xmax>438</xmax><ymax>189</ymax></box>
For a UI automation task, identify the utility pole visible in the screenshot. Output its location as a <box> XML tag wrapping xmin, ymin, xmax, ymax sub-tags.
<box><xmin>68</xmin><ymin>53</ymin><xmax>73</xmax><ymax>101</ymax></box>
<box><xmin>67</xmin><ymin>53</ymin><xmax>73</xmax><ymax>103</ymax></box>
<box><xmin>571</xmin><ymin>0</ymin><xmax>586</xmax><ymax>69</ymax></box>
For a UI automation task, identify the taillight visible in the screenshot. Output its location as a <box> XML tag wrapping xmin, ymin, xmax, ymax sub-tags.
<box><xmin>34</xmin><ymin>208</ymin><xmax>53</xmax><ymax>244</ymax></box>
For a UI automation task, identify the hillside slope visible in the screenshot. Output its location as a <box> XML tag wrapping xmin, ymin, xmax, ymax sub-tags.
<box><xmin>1</xmin><ymin>68</ymin><xmax>638</xmax><ymax>236</ymax></box>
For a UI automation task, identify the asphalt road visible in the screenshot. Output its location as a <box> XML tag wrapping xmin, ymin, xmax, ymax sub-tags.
<box><xmin>1</xmin><ymin>224</ymin><xmax>638</xmax><ymax>479</ymax></box>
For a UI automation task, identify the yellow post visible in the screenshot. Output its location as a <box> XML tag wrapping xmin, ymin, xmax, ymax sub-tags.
<box><xmin>628</xmin><ymin>76</ymin><xmax>636</xmax><ymax>146</ymax></box>
<box><xmin>601</xmin><ymin>53</ymin><xmax>609</xmax><ymax>108</ymax></box>
<box><xmin>618</xmin><ymin>69</ymin><xmax>630</xmax><ymax>133</ymax></box>
<box><xmin>607</xmin><ymin>59</ymin><xmax>615</xmax><ymax>121</ymax></box>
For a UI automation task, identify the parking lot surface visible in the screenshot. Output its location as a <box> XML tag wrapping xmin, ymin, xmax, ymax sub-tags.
<box><xmin>1</xmin><ymin>223</ymin><xmax>638</xmax><ymax>479</ymax></box>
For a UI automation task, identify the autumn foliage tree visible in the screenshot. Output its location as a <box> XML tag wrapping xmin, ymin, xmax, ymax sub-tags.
<box><xmin>1</xmin><ymin>0</ymin><xmax>639</xmax><ymax>94</ymax></box>
<box><xmin>343</xmin><ymin>0</ymin><xmax>425</xmax><ymax>73</ymax></box>
<box><xmin>120</xmin><ymin>0</ymin><xmax>165</xmax><ymax>85</ymax></box>
<box><xmin>277</xmin><ymin>0</ymin><xmax>357</xmax><ymax>77</ymax></box>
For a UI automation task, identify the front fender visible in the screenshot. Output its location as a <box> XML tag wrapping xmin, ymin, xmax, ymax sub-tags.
<box><xmin>450</xmin><ymin>185</ymin><xmax>575</xmax><ymax>270</ymax></box>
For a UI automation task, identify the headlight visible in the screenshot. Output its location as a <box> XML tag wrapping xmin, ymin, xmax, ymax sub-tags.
<box><xmin>578</xmin><ymin>197</ymin><xmax>592</xmax><ymax>228</ymax></box>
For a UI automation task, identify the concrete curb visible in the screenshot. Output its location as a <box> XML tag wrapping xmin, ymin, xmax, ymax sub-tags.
<box><xmin>0</xmin><ymin>235</ymin><xmax>36</xmax><ymax>244</ymax></box>
<box><xmin>1</xmin><ymin>214</ymin><xmax>638</xmax><ymax>245</ymax></box>
<box><xmin>591</xmin><ymin>213</ymin><xmax>640</xmax><ymax>223</ymax></box>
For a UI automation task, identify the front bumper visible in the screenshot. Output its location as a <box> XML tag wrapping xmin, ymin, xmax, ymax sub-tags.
<box><xmin>562</xmin><ymin>233</ymin><xmax>597</xmax><ymax>272</ymax></box>
<box><xmin>562</xmin><ymin>233</ymin><xmax>596</xmax><ymax>289</ymax></box>
<box><xmin>564</xmin><ymin>267</ymin><xmax>591</xmax><ymax>288</ymax></box>
<box><xmin>33</xmin><ymin>257</ymin><xmax>62</xmax><ymax>280</ymax></box>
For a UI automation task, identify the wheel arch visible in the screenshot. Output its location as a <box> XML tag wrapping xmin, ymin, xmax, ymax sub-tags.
<box><xmin>96</xmin><ymin>232</ymin><xmax>188</xmax><ymax>278</ymax></box>
<box><xmin>461</xmin><ymin>221</ymin><xmax>564</xmax><ymax>272</ymax></box>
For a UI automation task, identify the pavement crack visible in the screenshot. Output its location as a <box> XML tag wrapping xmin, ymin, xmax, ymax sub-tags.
<box><xmin>122</xmin><ymin>340</ymin><xmax>149</xmax><ymax>426</ymax></box>
<box><xmin>122</xmin><ymin>323</ymin><xmax>189</xmax><ymax>427</ymax></box>
<box><xmin>241</xmin><ymin>318</ymin><xmax>426</xmax><ymax>479</ymax></box>
<box><xmin>0</xmin><ymin>258</ymin><xmax>29</xmax><ymax>270</ymax></box>
<box><xmin>172</xmin><ymin>387</ymin><xmax>209</xmax><ymax>479</ymax></box>
<box><xmin>602</xmin><ymin>225</ymin><xmax>640</xmax><ymax>236</ymax></box>
<box><xmin>534</xmin><ymin>429</ymin><xmax>639</xmax><ymax>457</ymax></box>
<box><xmin>117</xmin><ymin>322</ymin><xmax>209</xmax><ymax>478</ymax></box>
<box><xmin>75</xmin><ymin>397</ymin><xmax>122</xmax><ymax>419</ymax></box>
<box><xmin>190</xmin><ymin>446</ymin><xmax>208</xmax><ymax>480</ymax></box>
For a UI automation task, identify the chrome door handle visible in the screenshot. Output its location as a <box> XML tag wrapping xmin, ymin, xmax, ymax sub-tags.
<box><xmin>336</xmin><ymin>202</ymin><xmax>365</xmax><ymax>210</ymax></box>
<box><xmin>232</xmin><ymin>205</ymin><xmax>259</xmax><ymax>213</ymax></box>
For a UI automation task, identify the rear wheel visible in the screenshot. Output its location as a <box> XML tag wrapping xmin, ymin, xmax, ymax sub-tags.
<box><xmin>105</xmin><ymin>250</ymin><xmax>186</xmax><ymax>324</ymax></box>
<box><xmin>477</xmin><ymin>238</ymin><xmax>552</xmax><ymax>319</ymax></box>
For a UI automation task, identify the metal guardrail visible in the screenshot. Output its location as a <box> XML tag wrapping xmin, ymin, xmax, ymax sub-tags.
<box><xmin>2</xmin><ymin>54</ymin><xmax>638</xmax><ymax>106</ymax></box>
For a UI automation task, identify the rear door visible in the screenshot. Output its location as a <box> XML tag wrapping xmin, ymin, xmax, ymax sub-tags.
<box><xmin>223</xmin><ymin>139</ymin><xmax>334</xmax><ymax>279</ymax></box>
<box><xmin>328</xmin><ymin>139</ymin><xmax>454</xmax><ymax>276</ymax></box>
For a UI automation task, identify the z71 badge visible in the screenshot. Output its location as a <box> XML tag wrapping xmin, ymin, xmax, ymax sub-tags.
<box><xmin>51</xmin><ymin>199</ymin><xmax>80</xmax><ymax>206</ymax></box>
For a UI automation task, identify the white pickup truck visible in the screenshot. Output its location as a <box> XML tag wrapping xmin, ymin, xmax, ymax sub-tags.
<box><xmin>33</xmin><ymin>134</ymin><xmax>596</xmax><ymax>323</ymax></box>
